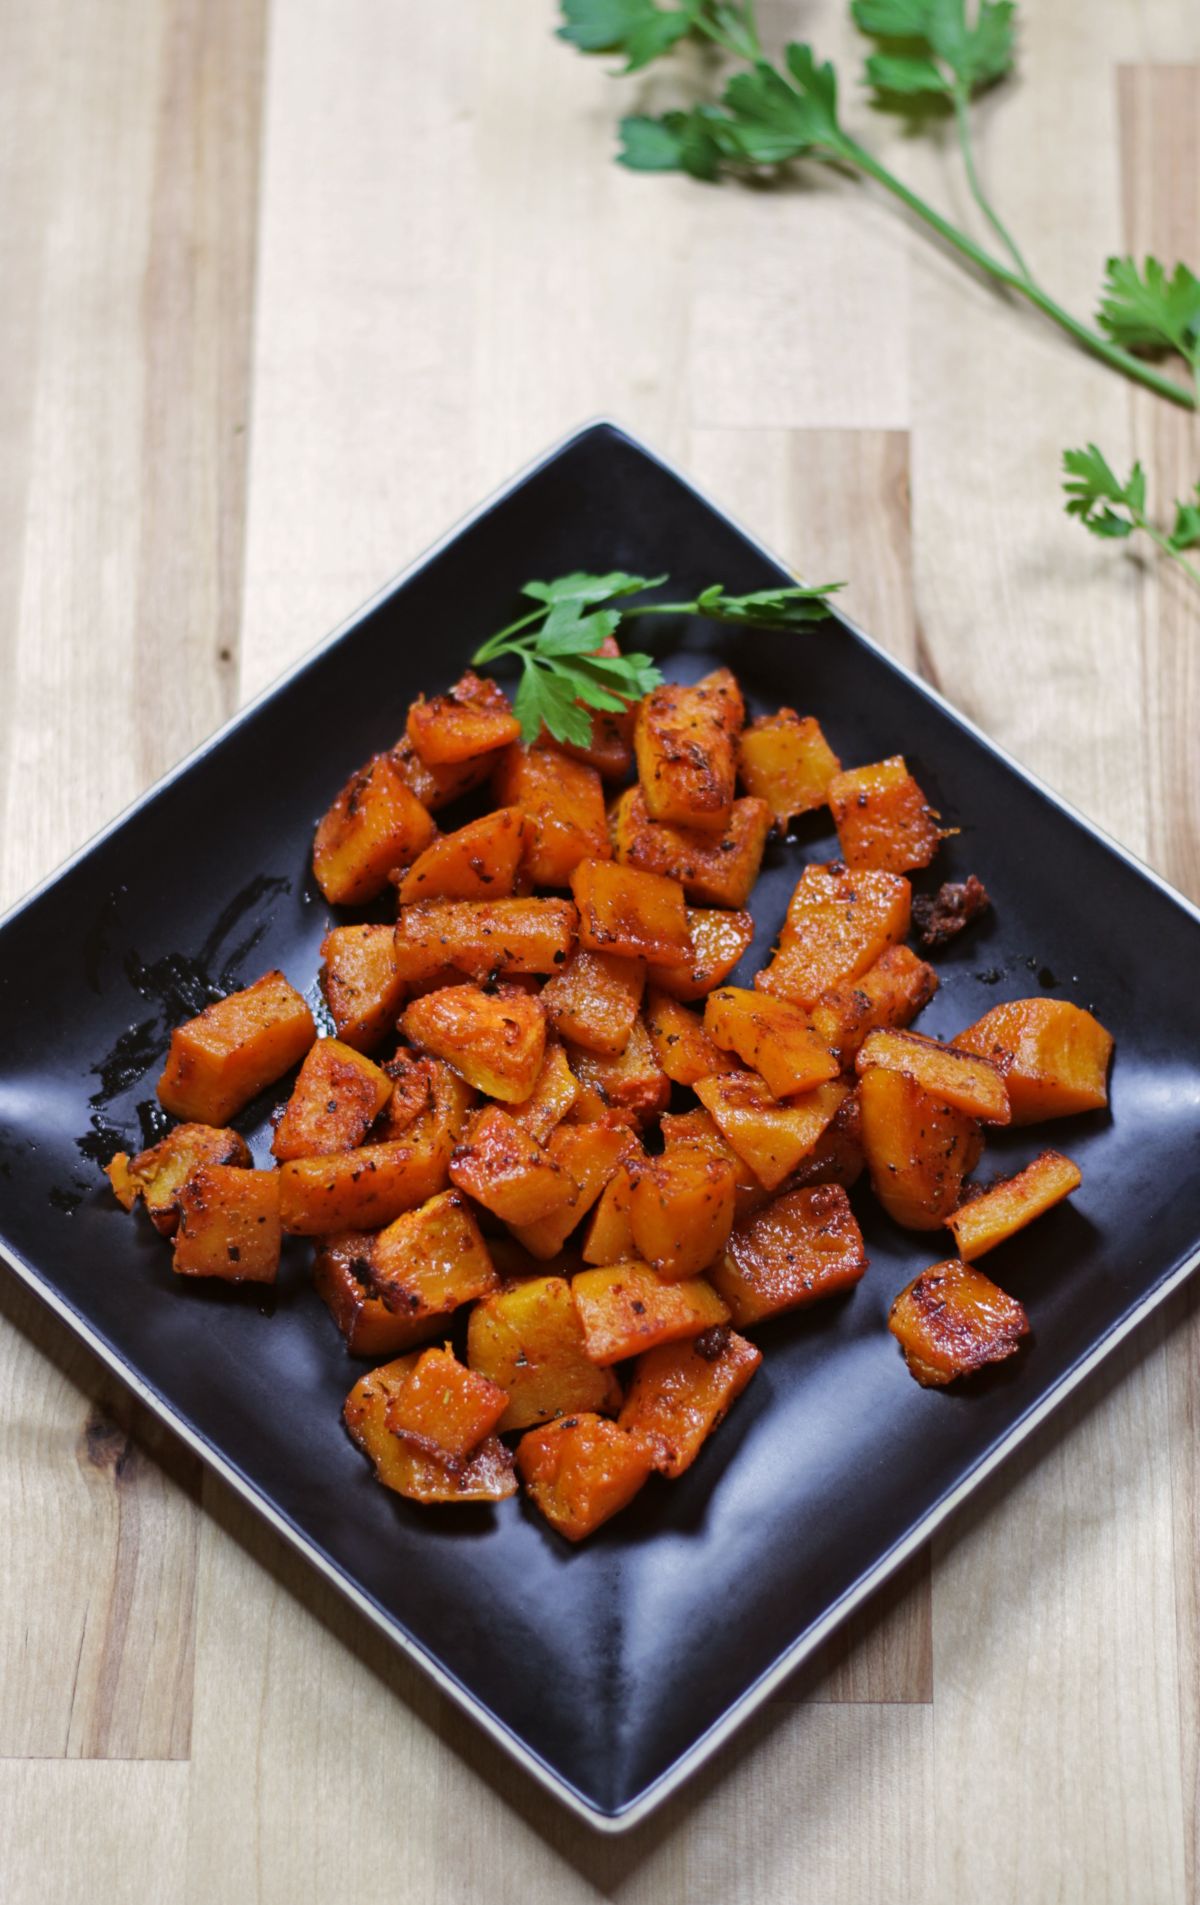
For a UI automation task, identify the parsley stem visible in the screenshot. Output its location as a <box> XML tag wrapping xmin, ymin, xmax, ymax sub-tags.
<box><xmin>1138</xmin><ymin>518</ymin><xmax>1200</xmax><ymax>589</ymax></box>
<box><xmin>471</xmin><ymin>608</ymin><xmax>548</xmax><ymax>664</ymax></box>
<box><xmin>951</xmin><ymin>87</ymin><xmax>1033</xmax><ymax>284</ymax></box>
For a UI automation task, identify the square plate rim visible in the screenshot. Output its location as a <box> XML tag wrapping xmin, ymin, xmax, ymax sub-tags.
<box><xmin>0</xmin><ymin>414</ymin><xmax>1197</xmax><ymax>1834</ymax></box>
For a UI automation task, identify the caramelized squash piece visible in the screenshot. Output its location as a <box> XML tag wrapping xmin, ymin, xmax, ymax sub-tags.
<box><xmin>158</xmin><ymin>970</ymin><xmax>316</xmax><ymax>1125</ymax></box>
<box><xmin>566</xmin><ymin>1017</ymin><xmax>670</xmax><ymax>1126</ymax></box>
<box><xmin>755</xmin><ymin>862</ymin><xmax>912</xmax><ymax>1008</ymax></box>
<box><xmin>385</xmin><ymin>1345</ymin><xmax>509</xmax><ymax>1460</ymax></box>
<box><xmin>313</xmin><ymin>1232</ymin><xmax>448</xmax><ymax>1357</ymax></box>
<box><xmin>313</xmin><ymin>752</ymin><xmax>436</xmax><ymax>904</ymax></box>
<box><xmin>507</xmin><ymin>1121</ymin><xmax>637</xmax><ymax>1259</ymax></box>
<box><xmin>541</xmin><ymin>947</ymin><xmax>645</xmax><ymax>1055</ymax></box>
<box><xmin>710</xmin><ymin>1184</ymin><xmax>867</xmax><ymax>1324</ymax></box>
<box><xmin>856</xmin><ymin>1028</ymin><xmax>1010</xmax><ymax>1125</ymax></box>
<box><xmin>952</xmin><ymin>998</ymin><xmax>1114</xmax><ymax>1123</ymax></box>
<box><xmin>629</xmin><ymin>1144</ymin><xmax>737</xmax><ymax>1280</ymax></box>
<box><xmin>829</xmin><ymin>755</ymin><xmax>943</xmax><ymax>873</ymax></box>
<box><xmin>344</xmin><ymin>1357</ymin><xmax>516</xmax><ymax>1503</ymax></box>
<box><xmin>581</xmin><ymin>1158</ymin><xmax>640</xmax><ymax>1265</ymax></box>
<box><xmin>619</xmin><ymin>1327</ymin><xmax>762</xmax><ymax>1477</ymax></box>
<box><xmin>946</xmin><ymin>1150</ymin><xmax>1082</xmax><ymax>1260</ymax></box>
<box><xmin>373</xmin><ymin>1050</ymin><xmax>434</xmax><ymax>1139</ymax></box>
<box><xmin>517</xmin><ymin>1413</ymin><xmax>654</xmax><ymax>1541</ymax></box>
<box><xmin>271</xmin><ymin>1039</ymin><xmax>393</xmax><ymax>1160</ymax></box>
<box><xmin>634</xmin><ymin>667</ymin><xmax>743</xmax><ymax>833</ymax></box>
<box><xmin>402</xmin><ymin>982</ymin><xmax>546</xmax><ymax>1103</ymax></box>
<box><xmin>695</xmin><ymin>1072</ymin><xmax>849</xmax><ymax>1192</ymax></box>
<box><xmin>737</xmin><ymin>710</ymin><xmax>841</xmax><ymax>829</ymax></box>
<box><xmin>506</xmin><ymin>1041</ymin><xmax>580</xmax><ymax>1144</ymax></box>
<box><xmin>492</xmin><ymin>743</ymin><xmax>611</xmax><ymax>886</ymax></box>
<box><xmin>658</xmin><ymin>1109</ymin><xmax>774</xmax><ymax>1221</ymax></box>
<box><xmin>371</xmin><ymin>1188</ymin><xmax>499</xmax><ymax>1319</ymax></box>
<box><xmin>889</xmin><ymin>1259</ymin><xmax>1029</xmax><ymax>1386</ymax></box>
<box><xmin>391</xmin><ymin>735</ymin><xmax>494</xmax><ymax>812</ymax></box>
<box><xmin>704</xmin><ymin>987</ymin><xmax>841</xmax><ymax>1099</ymax></box>
<box><xmin>394</xmin><ymin>806</ymin><xmax>530</xmax><ymax>905</ymax></box>
<box><xmin>393</xmin><ymin>897</ymin><xmax>577</xmax><ymax>986</ymax></box>
<box><xmin>652</xmin><ymin>907</ymin><xmax>756</xmax><ymax>1002</ymax></box>
<box><xmin>808</xmin><ymin>944</ymin><xmax>938</xmax><ymax>1063</ymax></box>
<box><xmin>173</xmin><ymin>1166</ymin><xmax>281</xmax><ymax>1283</ymax></box>
<box><xmin>571</xmin><ymin>857</ymin><xmax>692</xmax><ymax>967</ymax></box>
<box><xmin>320</xmin><ymin>924</ymin><xmax>406</xmax><ymax>1053</ymax></box>
<box><xmin>105</xmin><ymin>1123</ymin><xmax>251</xmax><ymax>1234</ymax></box>
<box><xmin>611</xmin><ymin>787</ymin><xmax>772</xmax><ymax>909</ymax></box>
<box><xmin>572</xmin><ymin>1263</ymin><xmax>730</xmax><ymax>1365</ymax></box>
<box><xmin>449</xmin><ymin>1105</ymin><xmax>576</xmax><ymax>1226</ymax></box>
<box><xmin>644</xmin><ymin>987</ymin><xmax>737</xmax><ymax>1087</ymax></box>
<box><xmin>782</xmin><ymin>1087</ymin><xmax>866</xmax><ymax>1193</ymax></box>
<box><xmin>467</xmin><ymin>1277</ymin><xmax>622</xmax><ymax>1431</ymax></box>
<box><xmin>858</xmin><ymin>1065</ymin><xmax>982</xmax><ymax>1231</ymax></box>
<box><xmin>406</xmin><ymin>670</ymin><xmax>520</xmax><ymax>765</ymax></box>
<box><xmin>406</xmin><ymin>1054</ymin><xmax>478</xmax><ymax>1151</ymax></box>
<box><xmin>278</xmin><ymin>1116</ymin><xmax>452</xmax><ymax>1234</ymax></box>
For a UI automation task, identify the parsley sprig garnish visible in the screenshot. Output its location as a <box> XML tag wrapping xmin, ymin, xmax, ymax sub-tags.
<box><xmin>1063</xmin><ymin>447</ymin><xmax>1200</xmax><ymax>589</ymax></box>
<box><xmin>471</xmin><ymin>569</ymin><xmax>843</xmax><ymax>745</ymax></box>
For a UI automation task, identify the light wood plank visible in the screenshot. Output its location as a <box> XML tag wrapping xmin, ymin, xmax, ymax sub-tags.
<box><xmin>0</xmin><ymin>1760</ymin><xmax>188</xmax><ymax>1905</ymax></box>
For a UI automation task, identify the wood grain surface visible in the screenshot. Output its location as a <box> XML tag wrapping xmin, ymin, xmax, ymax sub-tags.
<box><xmin>0</xmin><ymin>3</ymin><xmax>1197</xmax><ymax>1899</ymax></box>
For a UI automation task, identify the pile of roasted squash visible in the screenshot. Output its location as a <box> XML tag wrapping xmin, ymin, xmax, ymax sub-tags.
<box><xmin>105</xmin><ymin>652</ymin><xmax>1114</xmax><ymax>1541</ymax></box>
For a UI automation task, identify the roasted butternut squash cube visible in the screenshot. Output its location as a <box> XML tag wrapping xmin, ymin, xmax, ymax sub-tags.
<box><xmin>829</xmin><ymin>755</ymin><xmax>944</xmax><ymax>873</ymax></box>
<box><xmin>271</xmin><ymin>1038</ymin><xmax>393</xmax><ymax>1160</ymax></box>
<box><xmin>449</xmin><ymin>1105</ymin><xmax>576</xmax><ymax>1226</ymax></box>
<box><xmin>404</xmin><ymin>1054</ymin><xmax>477</xmax><ymax>1151</ymax></box>
<box><xmin>572</xmin><ymin>1262</ymin><xmax>730</xmax><ymax>1365</ymax></box>
<box><xmin>808</xmin><ymin>944</ymin><xmax>938</xmax><ymax>1063</ymax></box>
<box><xmin>659</xmin><ymin>1109</ymin><xmax>774</xmax><ymax>1221</ymax></box>
<box><xmin>755</xmin><ymin>862</ymin><xmax>912</xmax><ymax>1008</ymax></box>
<box><xmin>611</xmin><ymin>787</ymin><xmax>772</xmax><ymax>909</ymax></box>
<box><xmin>540</xmin><ymin>947</ymin><xmax>645</xmax><ymax>1056</ymax></box>
<box><xmin>783</xmin><ymin>1087</ymin><xmax>866</xmax><ymax>1192</ymax></box>
<box><xmin>384</xmin><ymin>1345</ymin><xmax>509</xmax><ymax>1461</ymax></box>
<box><xmin>402</xmin><ymin>982</ymin><xmax>546</xmax><ymax>1103</ymax></box>
<box><xmin>344</xmin><ymin>1358</ymin><xmax>516</xmax><ymax>1503</ymax></box>
<box><xmin>158</xmin><ymin>970</ymin><xmax>316</xmax><ymax>1125</ymax></box>
<box><xmin>106</xmin><ymin>1123</ymin><xmax>251</xmax><ymax>1234</ymax></box>
<box><xmin>467</xmin><ymin>1277</ymin><xmax>622</xmax><ymax>1431</ymax></box>
<box><xmin>629</xmin><ymin>1144</ymin><xmax>737</xmax><ymax>1281</ymax></box>
<box><xmin>313</xmin><ymin>751</ymin><xmax>436</xmax><ymax>904</ymax></box>
<box><xmin>581</xmin><ymin>1158</ymin><xmax>640</xmax><ymax>1265</ymax></box>
<box><xmin>394</xmin><ymin>806</ymin><xmax>530</xmax><ymax>905</ymax></box>
<box><xmin>704</xmin><ymin>987</ymin><xmax>841</xmax><ymax>1099</ymax></box>
<box><xmin>320</xmin><ymin>924</ymin><xmax>406</xmax><ymax>1054</ymax></box>
<box><xmin>571</xmin><ymin>857</ymin><xmax>692</xmax><ymax>967</ymax></box>
<box><xmin>393</xmin><ymin>897</ymin><xmax>577</xmax><ymax>988</ymax></box>
<box><xmin>644</xmin><ymin>988</ymin><xmax>736</xmax><ymax>1086</ymax></box>
<box><xmin>618</xmin><ymin>1326</ymin><xmax>762</xmax><ymax>1477</ymax></box>
<box><xmin>406</xmin><ymin>670</ymin><xmax>520</xmax><ymax>765</ymax></box>
<box><xmin>173</xmin><ymin>1166</ymin><xmax>281</xmax><ymax>1283</ymax></box>
<box><xmin>517</xmin><ymin>1413</ymin><xmax>654</xmax><ymax>1542</ymax></box>
<box><xmin>391</xmin><ymin>736</ymin><xmax>494</xmax><ymax>812</ymax></box>
<box><xmin>313</xmin><ymin>1232</ymin><xmax>449</xmax><ymax>1357</ymax></box>
<box><xmin>946</xmin><ymin>1150</ymin><xmax>1082</xmax><ymax>1260</ymax></box>
<box><xmin>652</xmin><ymin>907</ymin><xmax>756</xmax><ymax>1002</ymax></box>
<box><xmin>736</xmin><ymin>710</ymin><xmax>841</xmax><ymax>829</ymax></box>
<box><xmin>566</xmin><ymin>1017</ymin><xmax>670</xmax><ymax>1126</ymax></box>
<box><xmin>634</xmin><ymin>667</ymin><xmax>743</xmax><ymax>833</ymax></box>
<box><xmin>859</xmin><ymin>1065</ymin><xmax>982</xmax><ymax>1231</ymax></box>
<box><xmin>492</xmin><ymin>743</ymin><xmax>611</xmax><ymax>886</ymax></box>
<box><xmin>507</xmin><ymin>1121</ymin><xmax>638</xmax><ymax>1259</ymax></box>
<box><xmin>952</xmin><ymin>998</ymin><xmax>1114</xmax><ymax>1123</ymax></box>
<box><xmin>371</xmin><ymin>1188</ymin><xmax>499</xmax><ymax>1318</ymax></box>
<box><xmin>710</xmin><ymin>1184</ymin><xmax>866</xmax><ymax>1324</ymax></box>
<box><xmin>695</xmin><ymin>1072</ymin><xmax>849</xmax><ymax>1192</ymax></box>
<box><xmin>277</xmin><ymin>1132</ymin><xmax>450</xmax><ymax>1235</ymax></box>
<box><xmin>889</xmin><ymin>1259</ymin><xmax>1029</xmax><ymax>1386</ymax></box>
<box><xmin>373</xmin><ymin>1051</ymin><xmax>434</xmax><ymax>1139</ymax></box>
<box><xmin>506</xmin><ymin>1041</ymin><xmax>580</xmax><ymax>1144</ymax></box>
<box><xmin>856</xmin><ymin>1027</ymin><xmax>1009</xmax><ymax>1124</ymax></box>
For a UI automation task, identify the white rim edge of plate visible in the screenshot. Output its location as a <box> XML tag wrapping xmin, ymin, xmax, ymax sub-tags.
<box><xmin>1</xmin><ymin>413</ymin><xmax>1197</xmax><ymax>1835</ymax></box>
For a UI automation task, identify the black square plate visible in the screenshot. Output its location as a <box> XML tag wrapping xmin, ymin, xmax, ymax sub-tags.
<box><xmin>2</xmin><ymin>422</ymin><xmax>1198</xmax><ymax>1830</ymax></box>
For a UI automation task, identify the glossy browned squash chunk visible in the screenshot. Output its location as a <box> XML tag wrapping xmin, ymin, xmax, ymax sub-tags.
<box><xmin>393</xmin><ymin>897</ymin><xmax>577</xmax><ymax>986</ymax></box>
<box><xmin>406</xmin><ymin>670</ymin><xmax>520</xmax><ymax>765</ymax></box>
<box><xmin>710</xmin><ymin>1184</ymin><xmax>867</xmax><ymax>1324</ymax></box>
<box><xmin>313</xmin><ymin>751</ymin><xmax>436</xmax><ymax>904</ymax></box>
<box><xmin>541</xmin><ymin>947</ymin><xmax>645</xmax><ymax>1055</ymax></box>
<box><xmin>344</xmin><ymin>1357</ymin><xmax>516</xmax><ymax>1503</ymax></box>
<box><xmin>373</xmin><ymin>1050</ymin><xmax>434</xmax><ymax>1138</ymax></box>
<box><xmin>695</xmin><ymin>1071</ymin><xmax>848</xmax><ymax>1192</ymax></box>
<box><xmin>651</xmin><ymin>907</ymin><xmax>755</xmax><ymax>1002</ymax></box>
<box><xmin>828</xmin><ymin>755</ymin><xmax>944</xmax><ymax>872</ymax></box>
<box><xmin>312</xmin><ymin>1232</ymin><xmax>449</xmax><ymax>1357</ymax></box>
<box><xmin>566</xmin><ymin>1016</ymin><xmax>670</xmax><ymax>1126</ymax></box>
<box><xmin>277</xmin><ymin>1130</ymin><xmax>450</xmax><ymax>1235</ymax></box>
<box><xmin>449</xmin><ymin>1104</ymin><xmax>576</xmax><ymax>1225</ymax></box>
<box><xmin>581</xmin><ymin>1157</ymin><xmax>640</xmax><ymax>1264</ymax></box>
<box><xmin>517</xmin><ymin>1413</ymin><xmax>654</xmax><ymax>1541</ymax></box>
<box><xmin>384</xmin><ymin>1345</ymin><xmax>509</xmax><ymax>1460</ymax></box>
<box><xmin>889</xmin><ymin>1259</ymin><xmax>1029</xmax><ymax>1386</ymax></box>
<box><xmin>105</xmin><ymin>1123</ymin><xmax>251</xmax><ymax>1234</ymax></box>
<box><xmin>618</xmin><ymin>1326</ymin><xmax>762</xmax><ymax>1477</ymax></box>
<box><xmin>703</xmin><ymin>987</ymin><xmax>841</xmax><ymax>1099</ymax></box>
<box><xmin>856</xmin><ymin>1027</ymin><xmax>1010</xmax><ymax>1124</ymax></box>
<box><xmin>736</xmin><ymin>710</ymin><xmax>841</xmax><ymax>829</ymax></box>
<box><xmin>394</xmin><ymin>806</ymin><xmax>530</xmax><ymax>905</ymax></box>
<box><xmin>658</xmin><ymin>1109</ymin><xmax>774</xmax><ymax>1221</ymax></box>
<box><xmin>492</xmin><ymin>743</ymin><xmax>611</xmax><ymax>886</ymax></box>
<box><xmin>391</xmin><ymin>735</ymin><xmax>494</xmax><ymax>812</ymax></box>
<box><xmin>570</xmin><ymin>856</ymin><xmax>692</xmax><ymax>967</ymax></box>
<box><xmin>946</xmin><ymin>1149</ymin><xmax>1082</xmax><ymax>1260</ymax></box>
<box><xmin>782</xmin><ymin>1087</ymin><xmax>866</xmax><ymax>1192</ymax></box>
<box><xmin>858</xmin><ymin>1065</ymin><xmax>982</xmax><ymax>1231</ymax></box>
<box><xmin>571</xmin><ymin>1262</ymin><xmax>730</xmax><ymax>1365</ymax></box>
<box><xmin>756</xmin><ymin>862</ymin><xmax>912</xmax><ymax>1009</ymax></box>
<box><xmin>643</xmin><ymin>987</ymin><xmax>736</xmax><ymax>1086</ymax></box>
<box><xmin>807</xmin><ymin>944</ymin><xmax>938</xmax><ymax>1063</ymax></box>
<box><xmin>271</xmin><ymin>1038</ymin><xmax>393</xmax><ymax>1160</ymax></box>
<box><xmin>506</xmin><ymin>1041</ymin><xmax>580</xmax><ymax>1143</ymax></box>
<box><xmin>467</xmin><ymin>1276</ymin><xmax>622</xmax><ymax>1431</ymax></box>
<box><xmin>952</xmin><ymin>998</ymin><xmax>1114</xmax><ymax>1123</ymax></box>
<box><xmin>402</xmin><ymin>982</ymin><xmax>547</xmax><ymax>1103</ymax></box>
<box><xmin>507</xmin><ymin>1121</ymin><xmax>637</xmax><ymax>1259</ymax></box>
<box><xmin>629</xmin><ymin>1144</ymin><xmax>737</xmax><ymax>1281</ymax></box>
<box><xmin>634</xmin><ymin>667</ymin><xmax>743</xmax><ymax>833</ymax></box>
<box><xmin>173</xmin><ymin>1166</ymin><xmax>281</xmax><ymax>1283</ymax></box>
<box><xmin>611</xmin><ymin>787</ymin><xmax>772</xmax><ymax>909</ymax></box>
<box><xmin>320</xmin><ymin>924</ymin><xmax>407</xmax><ymax>1053</ymax></box>
<box><xmin>371</xmin><ymin>1188</ymin><xmax>499</xmax><ymax>1318</ymax></box>
<box><xmin>158</xmin><ymin>970</ymin><xmax>316</xmax><ymax>1125</ymax></box>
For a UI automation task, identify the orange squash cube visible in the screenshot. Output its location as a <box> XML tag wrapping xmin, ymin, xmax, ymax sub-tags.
<box><xmin>320</xmin><ymin>924</ymin><xmax>407</xmax><ymax>1054</ymax></box>
<box><xmin>105</xmin><ymin>1123</ymin><xmax>251</xmax><ymax>1234</ymax></box>
<box><xmin>344</xmin><ymin>1358</ymin><xmax>516</xmax><ymax>1503</ymax></box>
<box><xmin>611</xmin><ymin>787</ymin><xmax>772</xmax><ymax>908</ymax></box>
<box><xmin>467</xmin><ymin>1277</ymin><xmax>622</xmax><ymax>1431</ymax></box>
<box><xmin>710</xmin><ymin>1184</ymin><xmax>867</xmax><ymax>1325</ymax></box>
<box><xmin>634</xmin><ymin>667</ymin><xmax>743</xmax><ymax>833</ymax></box>
<box><xmin>566</xmin><ymin>1016</ymin><xmax>670</xmax><ymax>1126</ymax></box>
<box><xmin>371</xmin><ymin>1188</ymin><xmax>499</xmax><ymax>1319</ymax></box>
<box><xmin>517</xmin><ymin>1413</ymin><xmax>654</xmax><ymax>1542</ymax></box>
<box><xmin>313</xmin><ymin>751</ymin><xmax>436</xmax><ymax>904</ymax></box>
<box><xmin>402</xmin><ymin>982</ymin><xmax>546</xmax><ymax>1103</ymax></box>
<box><xmin>394</xmin><ymin>806</ymin><xmax>531</xmax><ymax>905</ymax></box>
<box><xmin>541</xmin><ymin>947</ymin><xmax>645</xmax><ymax>1055</ymax></box>
<box><xmin>571</xmin><ymin>1262</ymin><xmax>730</xmax><ymax>1365</ymax></box>
<box><xmin>858</xmin><ymin>1064</ymin><xmax>982</xmax><ymax>1230</ymax></box>
<box><xmin>703</xmin><ymin>987</ymin><xmax>841</xmax><ymax>1099</ymax></box>
<box><xmin>393</xmin><ymin>897</ymin><xmax>577</xmax><ymax>987</ymax></box>
<box><xmin>391</xmin><ymin>735</ymin><xmax>494</xmax><ymax>812</ymax></box>
<box><xmin>946</xmin><ymin>1149</ymin><xmax>1082</xmax><ymax>1260</ymax></box>
<box><xmin>755</xmin><ymin>862</ymin><xmax>912</xmax><ymax>1008</ymax></box>
<box><xmin>372</xmin><ymin>1051</ymin><xmax>433</xmax><ymax>1139</ymax></box>
<box><xmin>808</xmin><ymin>944</ymin><xmax>938</xmax><ymax>1062</ymax></box>
<box><xmin>313</xmin><ymin>1232</ymin><xmax>449</xmax><ymax>1357</ymax></box>
<box><xmin>829</xmin><ymin>755</ymin><xmax>944</xmax><ymax>873</ymax></box>
<box><xmin>403</xmin><ymin>1054</ymin><xmax>477</xmax><ymax>1152</ymax></box>
<box><xmin>449</xmin><ymin>1105</ymin><xmax>577</xmax><ymax>1225</ymax></box>
<box><xmin>506</xmin><ymin>1041</ymin><xmax>580</xmax><ymax>1143</ymax></box>
<box><xmin>736</xmin><ymin>710</ymin><xmax>841</xmax><ymax>829</ymax></box>
<box><xmin>695</xmin><ymin>1072</ymin><xmax>849</xmax><ymax>1192</ymax></box>
<box><xmin>384</xmin><ymin>1345</ymin><xmax>509</xmax><ymax>1461</ymax></box>
<box><xmin>158</xmin><ymin>970</ymin><xmax>316</xmax><ymax>1125</ymax></box>
<box><xmin>644</xmin><ymin>988</ymin><xmax>736</xmax><ymax>1086</ymax></box>
<box><xmin>889</xmin><ymin>1259</ymin><xmax>1030</xmax><ymax>1386</ymax></box>
<box><xmin>651</xmin><ymin>907</ymin><xmax>756</xmax><ymax>1002</ymax></box>
<box><xmin>507</xmin><ymin>1121</ymin><xmax>637</xmax><ymax>1259</ymax></box>
<box><xmin>658</xmin><ymin>1109</ymin><xmax>774</xmax><ymax>1221</ymax></box>
<box><xmin>783</xmin><ymin>1087</ymin><xmax>866</xmax><ymax>1193</ymax></box>
<box><xmin>581</xmin><ymin>1158</ymin><xmax>640</xmax><ymax>1265</ymax></box>
<box><xmin>618</xmin><ymin>1326</ymin><xmax>762</xmax><ymax>1477</ymax></box>
<box><xmin>271</xmin><ymin>1038</ymin><xmax>393</xmax><ymax>1160</ymax></box>
<box><xmin>952</xmin><ymin>998</ymin><xmax>1114</xmax><ymax>1123</ymax></box>
<box><xmin>856</xmin><ymin>1028</ymin><xmax>1010</xmax><ymax>1124</ymax></box>
<box><xmin>629</xmin><ymin>1144</ymin><xmax>737</xmax><ymax>1280</ymax></box>
<box><xmin>492</xmin><ymin>743</ymin><xmax>611</xmax><ymax>886</ymax></box>
<box><xmin>277</xmin><ymin>1130</ymin><xmax>450</xmax><ymax>1235</ymax></box>
<box><xmin>406</xmin><ymin>670</ymin><xmax>521</xmax><ymax>765</ymax></box>
<box><xmin>570</xmin><ymin>857</ymin><xmax>692</xmax><ymax>967</ymax></box>
<box><xmin>173</xmin><ymin>1166</ymin><xmax>281</xmax><ymax>1283</ymax></box>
